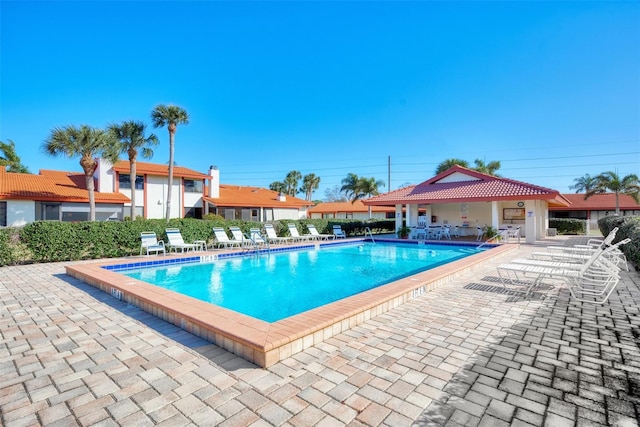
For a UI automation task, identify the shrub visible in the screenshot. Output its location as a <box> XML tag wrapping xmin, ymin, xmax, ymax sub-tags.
<box><xmin>3</xmin><ymin>218</ymin><xmax>397</xmax><ymax>265</ymax></box>
<box><xmin>549</xmin><ymin>218</ymin><xmax>586</xmax><ymax>235</ymax></box>
<box><xmin>599</xmin><ymin>215</ymin><xmax>640</xmax><ymax>270</ymax></box>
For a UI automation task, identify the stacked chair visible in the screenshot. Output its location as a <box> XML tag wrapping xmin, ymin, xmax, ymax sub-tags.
<box><xmin>496</xmin><ymin>228</ymin><xmax>630</xmax><ymax>304</ymax></box>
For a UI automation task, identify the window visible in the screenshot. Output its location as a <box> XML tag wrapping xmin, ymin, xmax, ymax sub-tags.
<box><xmin>0</xmin><ymin>202</ymin><xmax>6</xmax><ymax>226</ymax></box>
<box><xmin>118</xmin><ymin>174</ymin><xmax>144</xmax><ymax>190</ymax></box>
<box><xmin>184</xmin><ymin>179</ymin><xmax>203</xmax><ymax>193</ymax></box>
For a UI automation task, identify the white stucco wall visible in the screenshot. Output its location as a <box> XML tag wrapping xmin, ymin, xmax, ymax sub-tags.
<box><xmin>6</xmin><ymin>200</ymin><xmax>35</xmax><ymax>227</ymax></box>
<box><xmin>145</xmin><ymin>176</ymin><xmax>182</xmax><ymax>219</ymax></box>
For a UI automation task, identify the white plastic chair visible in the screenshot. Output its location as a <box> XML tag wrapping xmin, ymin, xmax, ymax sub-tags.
<box><xmin>333</xmin><ymin>225</ymin><xmax>347</xmax><ymax>239</ymax></box>
<box><xmin>165</xmin><ymin>228</ymin><xmax>199</xmax><ymax>253</ymax></box>
<box><xmin>212</xmin><ymin>227</ymin><xmax>242</xmax><ymax>249</ymax></box>
<box><xmin>140</xmin><ymin>232</ymin><xmax>165</xmax><ymax>256</ymax></box>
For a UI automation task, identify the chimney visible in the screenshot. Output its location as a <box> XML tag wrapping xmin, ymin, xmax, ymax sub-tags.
<box><xmin>277</xmin><ymin>192</ymin><xmax>286</xmax><ymax>202</ymax></box>
<box><xmin>208</xmin><ymin>165</ymin><xmax>220</xmax><ymax>198</ymax></box>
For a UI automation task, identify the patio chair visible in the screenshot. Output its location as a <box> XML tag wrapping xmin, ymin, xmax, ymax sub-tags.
<box><xmin>333</xmin><ymin>225</ymin><xmax>347</xmax><ymax>239</ymax></box>
<box><xmin>140</xmin><ymin>232</ymin><xmax>165</xmax><ymax>256</ymax></box>
<box><xmin>165</xmin><ymin>228</ymin><xmax>200</xmax><ymax>253</ymax></box>
<box><xmin>264</xmin><ymin>224</ymin><xmax>293</xmax><ymax>245</ymax></box>
<box><xmin>476</xmin><ymin>227</ymin><xmax>484</xmax><ymax>242</ymax></box>
<box><xmin>212</xmin><ymin>227</ymin><xmax>242</xmax><ymax>249</ymax></box>
<box><xmin>229</xmin><ymin>226</ymin><xmax>249</xmax><ymax>247</ymax></box>
<box><xmin>441</xmin><ymin>225</ymin><xmax>452</xmax><ymax>240</ymax></box>
<box><xmin>497</xmin><ymin>240</ymin><xmax>626</xmax><ymax>302</ymax></box>
<box><xmin>288</xmin><ymin>223</ymin><xmax>314</xmax><ymax>242</ymax></box>
<box><xmin>505</xmin><ymin>227</ymin><xmax>521</xmax><ymax>243</ymax></box>
<box><xmin>307</xmin><ymin>224</ymin><xmax>334</xmax><ymax>240</ymax></box>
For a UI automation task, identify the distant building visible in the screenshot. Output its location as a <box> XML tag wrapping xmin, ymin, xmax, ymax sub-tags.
<box><xmin>550</xmin><ymin>193</ymin><xmax>640</xmax><ymax>230</ymax></box>
<box><xmin>0</xmin><ymin>160</ymin><xmax>312</xmax><ymax>226</ymax></box>
<box><xmin>307</xmin><ymin>199</ymin><xmax>395</xmax><ymax>220</ymax></box>
<box><xmin>364</xmin><ymin>165</ymin><xmax>571</xmax><ymax>244</ymax></box>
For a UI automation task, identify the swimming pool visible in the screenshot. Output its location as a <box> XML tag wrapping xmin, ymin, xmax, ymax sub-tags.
<box><xmin>66</xmin><ymin>239</ymin><xmax>516</xmax><ymax>367</ymax></box>
<box><xmin>120</xmin><ymin>242</ymin><xmax>481</xmax><ymax>322</ymax></box>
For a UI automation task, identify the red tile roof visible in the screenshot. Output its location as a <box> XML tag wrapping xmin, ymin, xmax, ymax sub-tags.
<box><xmin>308</xmin><ymin>200</ymin><xmax>394</xmax><ymax>214</ymax></box>
<box><xmin>553</xmin><ymin>193</ymin><xmax>640</xmax><ymax>211</ymax></box>
<box><xmin>204</xmin><ymin>185</ymin><xmax>313</xmax><ymax>208</ymax></box>
<box><xmin>111</xmin><ymin>161</ymin><xmax>210</xmax><ymax>180</ymax></box>
<box><xmin>0</xmin><ymin>167</ymin><xmax>130</xmax><ymax>203</ymax></box>
<box><xmin>364</xmin><ymin>165</ymin><xmax>570</xmax><ymax>206</ymax></box>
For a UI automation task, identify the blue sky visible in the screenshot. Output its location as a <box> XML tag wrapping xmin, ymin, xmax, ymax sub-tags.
<box><xmin>1</xmin><ymin>1</ymin><xmax>638</xmax><ymax>200</ymax></box>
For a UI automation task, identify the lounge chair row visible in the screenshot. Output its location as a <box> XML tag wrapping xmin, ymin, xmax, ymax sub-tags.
<box><xmin>496</xmin><ymin>227</ymin><xmax>630</xmax><ymax>304</ymax></box>
<box><xmin>140</xmin><ymin>224</ymin><xmax>349</xmax><ymax>255</ymax></box>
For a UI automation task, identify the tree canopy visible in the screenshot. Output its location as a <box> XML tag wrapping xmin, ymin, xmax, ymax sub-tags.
<box><xmin>109</xmin><ymin>120</ymin><xmax>159</xmax><ymax>220</ymax></box>
<box><xmin>42</xmin><ymin>125</ymin><xmax>119</xmax><ymax>221</ymax></box>
<box><xmin>0</xmin><ymin>139</ymin><xmax>30</xmax><ymax>173</ymax></box>
<box><xmin>582</xmin><ymin>170</ymin><xmax>640</xmax><ymax>215</ymax></box>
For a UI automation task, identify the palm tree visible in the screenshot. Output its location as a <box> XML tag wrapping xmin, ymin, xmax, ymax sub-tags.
<box><xmin>269</xmin><ymin>181</ymin><xmax>287</xmax><ymax>194</ymax></box>
<box><xmin>42</xmin><ymin>125</ymin><xmax>119</xmax><ymax>221</ymax></box>
<box><xmin>435</xmin><ymin>158</ymin><xmax>469</xmax><ymax>175</ymax></box>
<box><xmin>586</xmin><ymin>171</ymin><xmax>640</xmax><ymax>215</ymax></box>
<box><xmin>109</xmin><ymin>121</ymin><xmax>159</xmax><ymax>220</ymax></box>
<box><xmin>284</xmin><ymin>170</ymin><xmax>302</xmax><ymax>196</ymax></box>
<box><xmin>151</xmin><ymin>104</ymin><xmax>189</xmax><ymax>222</ymax></box>
<box><xmin>473</xmin><ymin>158</ymin><xmax>501</xmax><ymax>176</ymax></box>
<box><xmin>570</xmin><ymin>174</ymin><xmax>597</xmax><ymax>194</ymax></box>
<box><xmin>0</xmin><ymin>139</ymin><xmax>30</xmax><ymax>173</ymax></box>
<box><xmin>340</xmin><ymin>173</ymin><xmax>385</xmax><ymax>203</ymax></box>
<box><xmin>300</xmin><ymin>173</ymin><xmax>321</xmax><ymax>201</ymax></box>
<box><xmin>340</xmin><ymin>173</ymin><xmax>360</xmax><ymax>202</ymax></box>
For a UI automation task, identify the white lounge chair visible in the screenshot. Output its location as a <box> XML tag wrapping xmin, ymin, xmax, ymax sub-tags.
<box><xmin>212</xmin><ymin>227</ymin><xmax>242</xmax><ymax>249</ymax></box>
<box><xmin>229</xmin><ymin>226</ymin><xmax>248</xmax><ymax>247</ymax></box>
<box><xmin>307</xmin><ymin>224</ymin><xmax>334</xmax><ymax>240</ymax></box>
<box><xmin>165</xmin><ymin>228</ymin><xmax>200</xmax><ymax>253</ymax></box>
<box><xmin>333</xmin><ymin>225</ymin><xmax>347</xmax><ymax>239</ymax></box>
<box><xmin>497</xmin><ymin>240</ymin><xmax>627</xmax><ymax>302</ymax></box>
<box><xmin>140</xmin><ymin>232</ymin><xmax>165</xmax><ymax>256</ymax></box>
<box><xmin>288</xmin><ymin>223</ymin><xmax>314</xmax><ymax>242</ymax></box>
<box><xmin>264</xmin><ymin>224</ymin><xmax>293</xmax><ymax>245</ymax></box>
<box><xmin>476</xmin><ymin>227</ymin><xmax>484</xmax><ymax>242</ymax></box>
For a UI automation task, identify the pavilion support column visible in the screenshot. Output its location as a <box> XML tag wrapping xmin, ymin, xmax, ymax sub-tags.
<box><xmin>407</xmin><ymin>204</ymin><xmax>419</xmax><ymax>227</ymax></box>
<box><xmin>525</xmin><ymin>200</ymin><xmax>537</xmax><ymax>244</ymax></box>
<box><xmin>491</xmin><ymin>201</ymin><xmax>500</xmax><ymax>230</ymax></box>
<box><xmin>395</xmin><ymin>204</ymin><xmax>403</xmax><ymax>232</ymax></box>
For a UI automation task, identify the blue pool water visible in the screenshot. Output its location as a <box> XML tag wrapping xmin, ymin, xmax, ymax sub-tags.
<box><xmin>122</xmin><ymin>242</ymin><xmax>481</xmax><ymax>322</ymax></box>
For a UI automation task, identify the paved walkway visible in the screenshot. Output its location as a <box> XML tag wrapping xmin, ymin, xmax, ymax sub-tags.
<box><xmin>1</xmin><ymin>237</ymin><xmax>639</xmax><ymax>426</ymax></box>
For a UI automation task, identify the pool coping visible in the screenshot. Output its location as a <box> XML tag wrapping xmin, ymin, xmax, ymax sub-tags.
<box><xmin>66</xmin><ymin>239</ymin><xmax>518</xmax><ymax>368</ymax></box>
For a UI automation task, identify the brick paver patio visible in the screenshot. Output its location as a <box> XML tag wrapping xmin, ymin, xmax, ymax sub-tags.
<box><xmin>1</xmin><ymin>237</ymin><xmax>639</xmax><ymax>426</ymax></box>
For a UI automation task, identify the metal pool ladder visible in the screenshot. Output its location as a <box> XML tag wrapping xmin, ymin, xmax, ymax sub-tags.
<box><xmin>364</xmin><ymin>227</ymin><xmax>375</xmax><ymax>243</ymax></box>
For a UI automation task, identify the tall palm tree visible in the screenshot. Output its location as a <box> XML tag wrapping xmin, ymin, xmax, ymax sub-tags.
<box><xmin>586</xmin><ymin>171</ymin><xmax>640</xmax><ymax>215</ymax></box>
<box><xmin>435</xmin><ymin>158</ymin><xmax>469</xmax><ymax>175</ymax></box>
<box><xmin>473</xmin><ymin>158</ymin><xmax>501</xmax><ymax>176</ymax></box>
<box><xmin>42</xmin><ymin>125</ymin><xmax>119</xmax><ymax>221</ymax></box>
<box><xmin>109</xmin><ymin>121</ymin><xmax>159</xmax><ymax>220</ymax></box>
<box><xmin>0</xmin><ymin>139</ymin><xmax>30</xmax><ymax>173</ymax></box>
<box><xmin>300</xmin><ymin>173</ymin><xmax>321</xmax><ymax>201</ymax></box>
<box><xmin>151</xmin><ymin>104</ymin><xmax>189</xmax><ymax>222</ymax></box>
<box><xmin>570</xmin><ymin>174</ymin><xmax>597</xmax><ymax>194</ymax></box>
<box><xmin>284</xmin><ymin>170</ymin><xmax>302</xmax><ymax>196</ymax></box>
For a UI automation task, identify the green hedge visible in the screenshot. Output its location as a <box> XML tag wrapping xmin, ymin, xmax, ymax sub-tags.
<box><xmin>598</xmin><ymin>215</ymin><xmax>640</xmax><ymax>270</ymax></box>
<box><xmin>549</xmin><ymin>218</ymin><xmax>586</xmax><ymax>235</ymax></box>
<box><xmin>1</xmin><ymin>218</ymin><xmax>396</xmax><ymax>266</ymax></box>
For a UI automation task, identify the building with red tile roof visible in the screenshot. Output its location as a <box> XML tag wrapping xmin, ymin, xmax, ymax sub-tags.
<box><xmin>550</xmin><ymin>193</ymin><xmax>640</xmax><ymax>230</ymax></box>
<box><xmin>0</xmin><ymin>160</ymin><xmax>313</xmax><ymax>226</ymax></box>
<box><xmin>0</xmin><ymin>166</ymin><xmax>130</xmax><ymax>226</ymax></box>
<box><xmin>363</xmin><ymin>165</ymin><xmax>571</xmax><ymax>244</ymax></box>
<box><xmin>308</xmin><ymin>199</ymin><xmax>395</xmax><ymax>220</ymax></box>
